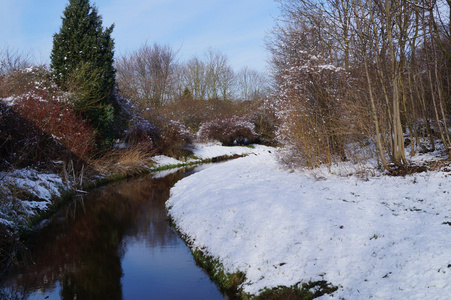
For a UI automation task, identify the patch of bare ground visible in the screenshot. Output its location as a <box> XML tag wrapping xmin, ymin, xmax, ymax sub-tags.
<box><xmin>388</xmin><ymin>159</ymin><xmax>451</xmax><ymax>176</ymax></box>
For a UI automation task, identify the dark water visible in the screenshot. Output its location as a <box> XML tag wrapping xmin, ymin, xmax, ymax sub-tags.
<box><xmin>1</xmin><ymin>168</ymin><xmax>226</xmax><ymax>300</ymax></box>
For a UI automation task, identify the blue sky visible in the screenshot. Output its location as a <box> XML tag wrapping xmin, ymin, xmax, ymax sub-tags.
<box><xmin>0</xmin><ymin>0</ymin><xmax>279</xmax><ymax>71</ymax></box>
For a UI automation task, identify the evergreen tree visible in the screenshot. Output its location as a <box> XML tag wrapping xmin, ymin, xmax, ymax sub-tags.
<box><xmin>182</xmin><ymin>86</ymin><xmax>193</xmax><ymax>100</ymax></box>
<box><xmin>51</xmin><ymin>0</ymin><xmax>116</xmax><ymax>146</ymax></box>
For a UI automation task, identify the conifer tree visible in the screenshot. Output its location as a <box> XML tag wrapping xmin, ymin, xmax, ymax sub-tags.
<box><xmin>51</xmin><ymin>0</ymin><xmax>116</xmax><ymax>145</ymax></box>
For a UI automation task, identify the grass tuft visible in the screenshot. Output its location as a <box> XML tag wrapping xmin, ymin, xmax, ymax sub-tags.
<box><xmin>191</xmin><ymin>248</ymin><xmax>246</xmax><ymax>297</ymax></box>
<box><xmin>90</xmin><ymin>145</ymin><xmax>155</xmax><ymax>177</ymax></box>
<box><xmin>255</xmin><ymin>281</ymin><xmax>339</xmax><ymax>300</ymax></box>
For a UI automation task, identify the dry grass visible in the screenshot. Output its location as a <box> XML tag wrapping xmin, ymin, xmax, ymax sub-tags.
<box><xmin>90</xmin><ymin>145</ymin><xmax>155</xmax><ymax>177</ymax></box>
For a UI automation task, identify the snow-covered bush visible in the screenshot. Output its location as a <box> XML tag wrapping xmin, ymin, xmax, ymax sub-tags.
<box><xmin>159</xmin><ymin>120</ymin><xmax>194</xmax><ymax>157</ymax></box>
<box><xmin>126</xmin><ymin>118</ymin><xmax>194</xmax><ymax>158</ymax></box>
<box><xmin>0</xmin><ymin>101</ymin><xmax>85</xmax><ymax>171</ymax></box>
<box><xmin>0</xmin><ymin>65</ymin><xmax>55</xmax><ymax>99</ymax></box>
<box><xmin>13</xmin><ymin>89</ymin><xmax>96</xmax><ymax>158</ymax></box>
<box><xmin>197</xmin><ymin>116</ymin><xmax>258</xmax><ymax>146</ymax></box>
<box><xmin>0</xmin><ymin>64</ymin><xmax>101</xmax><ymax>159</ymax></box>
<box><xmin>270</xmin><ymin>48</ymin><xmax>367</xmax><ymax>168</ymax></box>
<box><xmin>125</xmin><ymin>120</ymin><xmax>160</xmax><ymax>152</ymax></box>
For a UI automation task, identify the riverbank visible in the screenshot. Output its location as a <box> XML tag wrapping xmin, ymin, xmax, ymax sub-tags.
<box><xmin>0</xmin><ymin>143</ymin><xmax>258</xmax><ymax>232</ymax></box>
<box><xmin>0</xmin><ymin>143</ymin><xmax>260</xmax><ymax>274</ymax></box>
<box><xmin>167</xmin><ymin>147</ymin><xmax>451</xmax><ymax>299</ymax></box>
<box><xmin>1</xmin><ymin>166</ymin><xmax>230</xmax><ymax>300</ymax></box>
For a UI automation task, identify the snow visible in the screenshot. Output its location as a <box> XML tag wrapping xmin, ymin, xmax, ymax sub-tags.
<box><xmin>191</xmin><ymin>142</ymin><xmax>258</xmax><ymax>159</ymax></box>
<box><xmin>152</xmin><ymin>142</ymin><xmax>259</xmax><ymax>167</ymax></box>
<box><xmin>1</xmin><ymin>96</ymin><xmax>17</xmax><ymax>106</ymax></box>
<box><xmin>0</xmin><ymin>168</ymin><xmax>65</xmax><ymax>227</ymax></box>
<box><xmin>152</xmin><ymin>155</ymin><xmax>184</xmax><ymax>166</ymax></box>
<box><xmin>166</xmin><ymin>147</ymin><xmax>451</xmax><ymax>299</ymax></box>
<box><xmin>2</xmin><ymin>168</ymin><xmax>63</xmax><ymax>202</ymax></box>
<box><xmin>2</xmin><ymin>141</ymin><xmax>450</xmax><ymax>298</ymax></box>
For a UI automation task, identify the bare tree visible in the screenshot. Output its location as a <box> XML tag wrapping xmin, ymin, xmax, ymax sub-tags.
<box><xmin>236</xmin><ymin>67</ymin><xmax>268</xmax><ymax>101</ymax></box>
<box><xmin>218</xmin><ymin>64</ymin><xmax>236</xmax><ymax>101</ymax></box>
<box><xmin>0</xmin><ymin>47</ymin><xmax>31</xmax><ymax>76</ymax></box>
<box><xmin>183</xmin><ymin>56</ymin><xmax>208</xmax><ymax>100</ymax></box>
<box><xmin>115</xmin><ymin>42</ymin><xmax>178</xmax><ymax>109</ymax></box>
<box><xmin>269</xmin><ymin>0</ymin><xmax>451</xmax><ymax>170</ymax></box>
<box><xmin>181</xmin><ymin>49</ymin><xmax>236</xmax><ymax>101</ymax></box>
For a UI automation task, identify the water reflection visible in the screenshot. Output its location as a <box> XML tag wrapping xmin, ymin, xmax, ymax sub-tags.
<box><xmin>1</xmin><ymin>169</ymin><xmax>225</xmax><ymax>300</ymax></box>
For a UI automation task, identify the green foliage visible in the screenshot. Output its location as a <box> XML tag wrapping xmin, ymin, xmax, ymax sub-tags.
<box><xmin>67</xmin><ymin>62</ymin><xmax>105</xmax><ymax>102</ymax></box>
<box><xmin>191</xmin><ymin>248</ymin><xmax>246</xmax><ymax>296</ymax></box>
<box><xmin>255</xmin><ymin>281</ymin><xmax>338</xmax><ymax>300</ymax></box>
<box><xmin>182</xmin><ymin>86</ymin><xmax>193</xmax><ymax>100</ymax></box>
<box><xmin>51</xmin><ymin>0</ymin><xmax>115</xmax><ymax>91</ymax></box>
<box><xmin>51</xmin><ymin>0</ymin><xmax>116</xmax><ymax>145</ymax></box>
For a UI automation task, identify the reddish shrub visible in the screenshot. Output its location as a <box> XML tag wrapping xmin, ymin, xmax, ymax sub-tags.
<box><xmin>14</xmin><ymin>89</ymin><xmax>96</xmax><ymax>158</ymax></box>
<box><xmin>0</xmin><ymin>66</ymin><xmax>54</xmax><ymax>99</ymax></box>
<box><xmin>0</xmin><ymin>101</ymin><xmax>86</xmax><ymax>171</ymax></box>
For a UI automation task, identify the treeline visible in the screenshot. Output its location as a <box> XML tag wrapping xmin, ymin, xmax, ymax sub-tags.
<box><xmin>268</xmin><ymin>0</ymin><xmax>451</xmax><ymax>170</ymax></box>
<box><xmin>115</xmin><ymin>44</ymin><xmax>268</xmax><ymax>109</ymax></box>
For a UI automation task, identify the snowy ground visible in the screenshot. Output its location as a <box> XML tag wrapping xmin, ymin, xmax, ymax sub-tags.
<box><xmin>152</xmin><ymin>142</ymin><xmax>259</xmax><ymax>166</ymax></box>
<box><xmin>166</xmin><ymin>146</ymin><xmax>451</xmax><ymax>299</ymax></box>
<box><xmin>0</xmin><ymin>168</ymin><xmax>65</xmax><ymax>228</ymax></box>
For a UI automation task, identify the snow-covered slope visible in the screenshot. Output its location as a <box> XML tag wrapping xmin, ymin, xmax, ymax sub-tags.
<box><xmin>167</xmin><ymin>147</ymin><xmax>451</xmax><ymax>299</ymax></box>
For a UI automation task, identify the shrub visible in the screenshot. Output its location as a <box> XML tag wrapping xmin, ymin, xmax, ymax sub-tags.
<box><xmin>158</xmin><ymin>120</ymin><xmax>194</xmax><ymax>157</ymax></box>
<box><xmin>65</xmin><ymin>62</ymin><xmax>115</xmax><ymax>147</ymax></box>
<box><xmin>0</xmin><ymin>48</ymin><xmax>31</xmax><ymax>98</ymax></box>
<box><xmin>197</xmin><ymin>116</ymin><xmax>258</xmax><ymax>146</ymax></box>
<box><xmin>155</xmin><ymin>98</ymin><xmax>212</xmax><ymax>131</ymax></box>
<box><xmin>0</xmin><ymin>65</ymin><xmax>54</xmax><ymax>99</ymax></box>
<box><xmin>154</xmin><ymin>98</ymin><xmax>258</xmax><ymax>133</ymax></box>
<box><xmin>0</xmin><ymin>64</ymin><xmax>94</xmax><ymax>170</ymax></box>
<box><xmin>125</xmin><ymin>120</ymin><xmax>160</xmax><ymax>152</ymax></box>
<box><xmin>250</xmin><ymin>110</ymin><xmax>278</xmax><ymax>145</ymax></box>
<box><xmin>125</xmin><ymin>118</ymin><xmax>193</xmax><ymax>158</ymax></box>
<box><xmin>0</xmin><ymin>101</ymin><xmax>85</xmax><ymax>171</ymax></box>
<box><xmin>13</xmin><ymin>88</ymin><xmax>96</xmax><ymax>159</ymax></box>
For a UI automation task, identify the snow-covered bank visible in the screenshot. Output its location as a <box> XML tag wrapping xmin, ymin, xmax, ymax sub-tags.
<box><xmin>166</xmin><ymin>147</ymin><xmax>451</xmax><ymax>299</ymax></box>
<box><xmin>0</xmin><ymin>168</ymin><xmax>65</xmax><ymax>228</ymax></box>
<box><xmin>0</xmin><ymin>143</ymin><xmax>258</xmax><ymax>230</ymax></box>
<box><xmin>152</xmin><ymin>142</ymin><xmax>260</xmax><ymax>166</ymax></box>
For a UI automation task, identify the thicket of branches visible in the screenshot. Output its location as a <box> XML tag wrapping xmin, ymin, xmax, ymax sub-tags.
<box><xmin>115</xmin><ymin>44</ymin><xmax>269</xmax><ymax>109</ymax></box>
<box><xmin>268</xmin><ymin>0</ymin><xmax>451</xmax><ymax>170</ymax></box>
